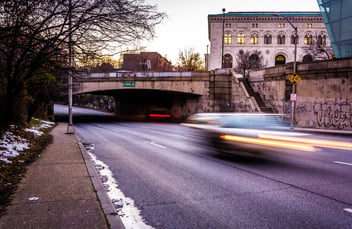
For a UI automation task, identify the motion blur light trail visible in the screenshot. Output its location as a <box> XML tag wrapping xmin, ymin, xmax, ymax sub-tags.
<box><xmin>220</xmin><ymin>135</ymin><xmax>317</xmax><ymax>152</ymax></box>
<box><xmin>259</xmin><ymin>134</ymin><xmax>352</xmax><ymax>151</ymax></box>
<box><xmin>148</xmin><ymin>114</ymin><xmax>171</xmax><ymax>118</ymax></box>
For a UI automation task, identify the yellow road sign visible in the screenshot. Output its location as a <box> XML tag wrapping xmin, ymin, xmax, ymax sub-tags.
<box><xmin>288</xmin><ymin>73</ymin><xmax>301</xmax><ymax>84</ymax></box>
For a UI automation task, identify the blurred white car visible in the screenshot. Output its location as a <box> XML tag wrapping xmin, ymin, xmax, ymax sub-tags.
<box><xmin>183</xmin><ymin>113</ymin><xmax>316</xmax><ymax>155</ymax></box>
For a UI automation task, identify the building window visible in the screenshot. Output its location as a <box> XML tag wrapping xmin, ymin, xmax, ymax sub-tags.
<box><xmin>224</xmin><ymin>32</ymin><xmax>232</xmax><ymax>44</ymax></box>
<box><xmin>277</xmin><ymin>33</ymin><xmax>285</xmax><ymax>44</ymax></box>
<box><xmin>225</xmin><ymin>23</ymin><xmax>231</xmax><ymax>28</ymax></box>
<box><xmin>279</xmin><ymin>23</ymin><xmax>285</xmax><ymax>28</ymax></box>
<box><xmin>264</xmin><ymin>33</ymin><xmax>272</xmax><ymax>44</ymax></box>
<box><xmin>290</xmin><ymin>34</ymin><xmax>299</xmax><ymax>44</ymax></box>
<box><xmin>306</xmin><ymin>23</ymin><xmax>313</xmax><ymax>28</ymax></box>
<box><xmin>318</xmin><ymin>34</ymin><xmax>326</xmax><ymax>47</ymax></box>
<box><xmin>275</xmin><ymin>55</ymin><xmax>286</xmax><ymax>65</ymax></box>
<box><xmin>304</xmin><ymin>34</ymin><xmax>313</xmax><ymax>45</ymax></box>
<box><xmin>237</xmin><ymin>33</ymin><xmax>246</xmax><ymax>44</ymax></box>
<box><xmin>223</xmin><ymin>54</ymin><xmax>233</xmax><ymax>68</ymax></box>
<box><xmin>252</xmin><ymin>23</ymin><xmax>258</xmax><ymax>28</ymax></box>
<box><xmin>250</xmin><ymin>33</ymin><xmax>259</xmax><ymax>44</ymax></box>
<box><xmin>303</xmin><ymin>55</ymin><xmax>313</xmax><ymax>62</ymax></box>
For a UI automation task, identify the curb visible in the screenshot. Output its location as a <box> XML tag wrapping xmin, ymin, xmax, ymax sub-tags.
<box><xmin>76</xmin><ymin>135</ymin><xmax>125</xmax><ymax>229</ymax></box>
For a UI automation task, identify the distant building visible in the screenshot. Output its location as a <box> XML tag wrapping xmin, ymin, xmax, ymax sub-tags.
<box><xmin>122</xmin><ymin>52</ymin><xmax>173</xmax><ymax>71</ymax></box>
<box><xmin>317</xmin><ymin>0</ymin><xmax>352</xmax><ymax>58</ymax></box>
<box><xmin>207</xmin><ymin>11</ymin><xmax>333</xmax><ymax>70</ymax></box>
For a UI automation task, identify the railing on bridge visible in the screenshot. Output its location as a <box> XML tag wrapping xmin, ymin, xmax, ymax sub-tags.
<box><xmin>76</xmin><ymin>71</ymin><xmax>211</xmax><ymax>78</ymax></box>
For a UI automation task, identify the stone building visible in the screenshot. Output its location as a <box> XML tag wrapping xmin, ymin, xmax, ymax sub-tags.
<box><xmin>207</xmin><ymin>11</ymin><xmax>334</xmax><ymax>70</ymax></box>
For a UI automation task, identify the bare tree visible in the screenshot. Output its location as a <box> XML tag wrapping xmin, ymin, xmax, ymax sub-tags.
<box><xmin>176</xmin><ymin>47</ymin><xmax>204</xmax><ymax>71</ymax></box>
<box><xmin>0</xmin><ymin>0</ymin><xmax>165</xmax><ymax>127</ymax></box>
<box><xmin>234</xmin><ymin>50</ymin><xmax>264</xmax><ymax>78</ymax></box>
<box><xmin>303</xmin><ymin>37</ymin><xmax>334</xmax><ymax>61</ymax></box>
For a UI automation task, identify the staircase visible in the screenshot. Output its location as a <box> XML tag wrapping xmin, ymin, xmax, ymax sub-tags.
<box><xmin>240</xmin><ymin>78</ymin><xmax>273</xmax><ymax>113</ymax></box>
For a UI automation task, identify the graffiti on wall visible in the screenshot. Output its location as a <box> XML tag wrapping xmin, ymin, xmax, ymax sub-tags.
<box><xmin>313</xmin><ymin>100</ymin><xmax>352</xmax><ymax>129</ymax></box>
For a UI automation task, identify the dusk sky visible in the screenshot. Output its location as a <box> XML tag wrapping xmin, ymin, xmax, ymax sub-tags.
<box><xmin>144</xmin><ymin>0</ymin><xmax>321</xmax><ymax>64</ymax></box>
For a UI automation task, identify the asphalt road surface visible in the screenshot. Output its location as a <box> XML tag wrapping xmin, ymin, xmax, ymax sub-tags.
<box><xmin>55</xmin><ymin>105</ymin><xmax>352</xmax><ymax>228</ymax></box>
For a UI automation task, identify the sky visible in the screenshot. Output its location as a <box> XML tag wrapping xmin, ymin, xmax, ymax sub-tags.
<box><xmin>143</xmin><ymin>0</ymin><xmax>321</xmax><ymax>64</ymax></box>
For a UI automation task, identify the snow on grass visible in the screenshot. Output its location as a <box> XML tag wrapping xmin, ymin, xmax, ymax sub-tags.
<box><xmin>0</xmin><ymin>131</ymin><xmax>29</xmax><ymax>163</ymax></box>
<box><xmin>0</xmin><ymin>120</ymin><xmax>55</xmax><ymax>164</ymax></box>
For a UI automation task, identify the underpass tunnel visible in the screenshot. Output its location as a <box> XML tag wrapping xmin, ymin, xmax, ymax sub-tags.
<box><xmin>113</xmin><ymin>89</ymin><xmax>200</xmax><ymax>122</ymax></box>
<box><xmin>77</xmin><ymin>89</ymin><xmax>201</xmax><ymax>122</ymax></box>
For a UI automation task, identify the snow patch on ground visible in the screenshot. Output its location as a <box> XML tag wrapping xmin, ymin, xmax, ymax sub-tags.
<box><xmin>84</xmin><ymin>143</ymin><xmax>154</xmax><ymax>229</ymax></box>
<box><xmin>0</xmin><ymin>120</ymin><xmax>55</xmax><ymax>163</ymax></box>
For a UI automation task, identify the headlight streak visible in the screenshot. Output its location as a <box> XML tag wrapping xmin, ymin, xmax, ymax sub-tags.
<box><xmin>333</xmin><ymin>161</ymin><xmax>352</xmax><ymax>167</ymax></box>
<box><xmin>220</xmin><ymin>134</ymin><xmax>317</xmax><ymax>152</ymax></box>
<box><xmin>258</xmin><ymin>134</ymin><xmax>352</xmax><ymax>150</ymax></box>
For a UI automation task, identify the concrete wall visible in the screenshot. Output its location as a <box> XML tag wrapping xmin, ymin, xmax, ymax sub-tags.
<box><xmin>249</xmin><ymin>58</ymin><xmax>352</xmax><ymax>130</ymax></box>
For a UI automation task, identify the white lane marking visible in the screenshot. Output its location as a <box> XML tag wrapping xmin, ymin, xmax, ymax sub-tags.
<box><xmin>344</xmin><ymin>208</ymin><xmax>352</xmax><ymax>214</ymax></box>
<box><xmin>149</xmin><ymin>141</ymin><xmax>167</xmax><ymax>149</ymax></box>
<box><xmin>333</xmin><ymin>161</ymin><xmax>352</xmax><ymax>167</ymax></box>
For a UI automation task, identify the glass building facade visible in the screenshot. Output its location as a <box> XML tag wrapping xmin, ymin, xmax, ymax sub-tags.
<box><xmin>317</xmin><ymin>0</ymin><xmax>352</xmax><ymax>58</ymax></box>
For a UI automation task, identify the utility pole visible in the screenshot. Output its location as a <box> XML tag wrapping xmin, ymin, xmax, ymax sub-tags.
<box><xmin>274</xmin><ymin>14</ymin><xmax>298</xmax><ymax>129</ymax></box>
<box><xmin>67</xmin><ymin>0</ymin><xmax>74</xmax><ymax>134</ymax></box>
<box><xmin>221</xmin><ymin>8</ymin><xmax>225</xmax><ymax>68</ymax></box>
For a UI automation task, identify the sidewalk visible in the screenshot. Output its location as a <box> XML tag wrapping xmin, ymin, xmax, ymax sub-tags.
<box><xmin>0</xmin><ymin>123</ymin><xmax>124</xmax><ymax>229</ymax></box>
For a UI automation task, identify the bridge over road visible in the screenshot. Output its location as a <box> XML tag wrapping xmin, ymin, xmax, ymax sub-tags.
<box><xmin>73</xmin><ymin>70</ymin><xmax>260</xmax><ymax>121</ymax></box>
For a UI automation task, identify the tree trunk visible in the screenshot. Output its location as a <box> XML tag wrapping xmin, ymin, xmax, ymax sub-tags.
<box><xmin>4</xmin><ymin>82</ymin><xmax>28</xmax><ymax>128</ymax></box>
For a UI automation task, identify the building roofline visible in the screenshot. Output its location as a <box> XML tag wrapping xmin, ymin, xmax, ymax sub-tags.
<box><xmin>208</xmin><ymin>11</ymin><xmax>322</xmax><ymax>17</ymax></box>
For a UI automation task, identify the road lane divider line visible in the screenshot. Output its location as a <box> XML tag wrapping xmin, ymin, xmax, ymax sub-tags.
<box><xmin>344</xmin><ymin>208</ymin><xmax>352</xmax><ymax>214</ymax></box>
<box><xmin>149</xmin><ymin>141</ymin><xmax>167</xmax><ymax>149</ymax></box>
<box><xmin>333</xmin><ymin>161</ymin><xmax>352</xmax><ymax>167</ymax></box>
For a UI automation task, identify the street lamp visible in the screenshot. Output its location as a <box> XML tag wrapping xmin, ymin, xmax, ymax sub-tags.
<box><xmin>206</xmin><ymin>44</ymin><xmax>209</xmax><ymax>71</ymax></box>
<box><xmin>67</xmin><ymin>0</ymin><xmax>74</xmax><ymax>134</ymax></box>
<box><xmin>274</xmin><ymin>14</ymin><xmax>298</xmax><ymax>129</ymax></box>
<box><xmin>221</xmin><ymin>8</ymin><xmax>225</xmax><ymax>68</ymax></box>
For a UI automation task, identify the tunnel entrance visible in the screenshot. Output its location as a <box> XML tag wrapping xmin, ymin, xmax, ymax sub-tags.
<box><xmin>113</xmin><ymin>89</ymin><xmax>199</xmax><ymax>122</ymax></box>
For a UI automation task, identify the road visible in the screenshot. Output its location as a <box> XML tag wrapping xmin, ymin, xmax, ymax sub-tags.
<box><xmin>55</xmin><ymin>105</ymin><xmax>352</xmax><ymax>228</ymax></box>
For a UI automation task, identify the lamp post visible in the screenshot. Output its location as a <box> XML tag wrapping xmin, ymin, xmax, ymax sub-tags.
<box><xmin>221</xmin><ymin>8</ymin><xmax>225</xmax><ymax>68</ymax></box>
<box><xmin>67</xmin><ymin>0</ymin><xmax>74</xmax><ymax>134</ymax></box>
<box><xmin>275</xmin><ymin>14</ymin><xmax>298</xmax><ymax>129</ymax></box>
<box><xmin>290</xmin><ymin>21</ymin><xmax>298</xmax><ymax>129</ymax></box>
<box><xmin>206</xmin><ymin>44</ymin><xmax>209</xmax><ymax>71</ymax></box>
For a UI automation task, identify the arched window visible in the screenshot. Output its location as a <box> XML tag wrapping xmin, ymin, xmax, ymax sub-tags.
<box><xmin>223</xmin><ymin>54</ymin><xmax>233</xmax><ymax>68</ymax></box>
<box><xmin>250</xmin><ymin>33</ymin><xmax>259</xmax><ymax>44</ymax></box>
<box><xmin>264</xmin><ymin>33</ymin><xmax>272</xmax><ymax>44</ymax></box>
<box><xmin>303</xmin><ymin>55</ymin><xmax>313</xmax><ymax>63</ymax></box>
<box><xmin>291</xmin><ymin>34</ymin><xmax>299</xmax><ymax>44</ymax></box>
<box><xmin>237</xmin><ymin>33</ymin><xmax>246</xmax><ymax>44</ymax></box>
<box><xmin>277</xmin><ymin>33</ymin><xmax>285</xmax><ymax>45</ymax></box>
<box><xmin>317</xmin><ymin>34</ymin><xmax>326</xmax><ymax>46</ymax></box>
<box><xmin>224</xmin><ymin>32</ymin><xmax>232</xmax><ymax>44</ymax></box>
<box><xmin>304</xmin><ymin>34</ymin><xmax>313</xmax><ymax>45</ymax></box>
<box><xmin>275</xmin><ymin>55</ymin><xmax>286</xmax><ymax>65</ymax></box>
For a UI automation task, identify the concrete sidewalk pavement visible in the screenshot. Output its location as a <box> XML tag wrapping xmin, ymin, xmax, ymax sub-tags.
<box><xmin>0</xmin><ymin>123</ymin><xmax>124</xmax><ymax>229</ymax></box>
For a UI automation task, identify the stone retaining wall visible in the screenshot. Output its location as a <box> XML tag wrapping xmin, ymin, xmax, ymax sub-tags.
<box><xmin>249</xmin><ymin>58</ymin><xmax>352</xmax><ymax>130</ymax></box>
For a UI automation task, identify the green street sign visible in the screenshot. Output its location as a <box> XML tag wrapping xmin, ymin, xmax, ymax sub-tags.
<box><xmin>122</xmin><ymin>82</ymin><xmax>136</xmax><ymax>87</ymax></box>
